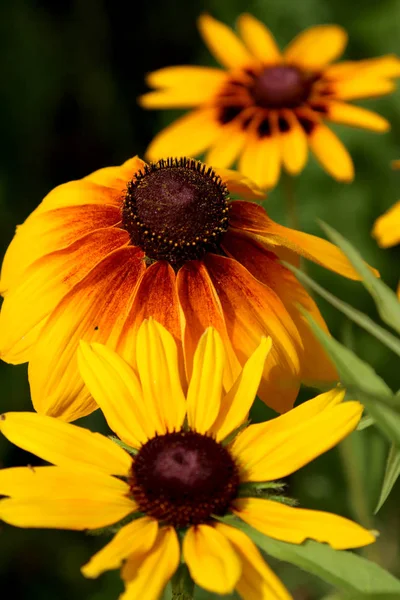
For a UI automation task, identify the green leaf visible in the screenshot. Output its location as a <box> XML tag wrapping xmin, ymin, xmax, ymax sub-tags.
<box><xmin>358</xmin><ymin>415</ymin><xmax>375</xmax><ymax>431</ymax></box>
<box><xmin>319</xmin><ymin>221</ymin><xmax>400</xmax><ymax>336</ymax></box>
<box><xmin>284</xmin><ymin>262</ymin><xmax>400</xmax><ymax>358</ymax></box>
<box><xmin>375</xmin><ymin>444</ymin><xmax>400</xmax><ymax>513</ymax></box>
<box><xmin>301</xmin><ymin>310</ymin><xmax>400</xmax><ymax>448</ymax></box>
<box><xmin>220</xmin><ymin>516</ymin><xmax>400</xmax><ymax>596</ymax></box>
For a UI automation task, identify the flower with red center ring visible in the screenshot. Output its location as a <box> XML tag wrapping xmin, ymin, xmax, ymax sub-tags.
<box><xmin>0</xmin><ymin>321</ymin><xmax>375</xmax><ymax>600</ymax></box>
<box><xmin>0</xmin><ymin>155</ymin><xmax>375</xmax><ymax>420</ymax></box>
<box><xmin>140</xmin><ymin>13</ymin><xmax>400</xmax><ymax>189</ymax></box>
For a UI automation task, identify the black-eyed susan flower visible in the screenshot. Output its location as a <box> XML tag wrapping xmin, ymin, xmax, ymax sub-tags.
<box><xmin>0</xmin><ymin>321</ymin><xmax>375</xmax><ymax>600</ymax></box>
<box><xmin>141</xmin><ymin>13</ymin><xmax>400</xmax><ymax>188</ymax></box>
<box><xmin>0</xmin><ymin>155</ymin><xmax>372</xmax><ymax>420</ymax></box>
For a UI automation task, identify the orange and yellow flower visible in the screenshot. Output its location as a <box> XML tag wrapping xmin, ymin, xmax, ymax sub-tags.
<box><xmin>0</xmin><ymin>154</ymin><xmax>371</xmax><ymax>420</ymax></box>
<box><xmin>0</xmin><ymin>321</ymin><xmax>374</xmax><ymax>600</ymax></box>
<box><xmin>141</xmin><ymin>13</ymin><xmax>400</xmax><ymax>188</ymax></box>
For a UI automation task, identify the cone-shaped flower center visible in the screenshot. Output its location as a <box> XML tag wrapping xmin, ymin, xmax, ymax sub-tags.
<box><xmin>122</xmin><ymin>158</ymin><xmax>230</xmax><ymax>268</ymax></box>
<box><xmin>130</xmin><ymin>431</ymin><xmax>240</xmax><ymax>528</ymax></box>
<box><xmin>251</xmin><ymin>65</ymin><xmax>314</xmax><ymax>108</ymax></box>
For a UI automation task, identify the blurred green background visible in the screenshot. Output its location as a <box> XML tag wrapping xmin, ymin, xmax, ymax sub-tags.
<box><xmin>0</xmin><ymin>0</ymin><xmax>399</xmax><ymax>598</ymax></box>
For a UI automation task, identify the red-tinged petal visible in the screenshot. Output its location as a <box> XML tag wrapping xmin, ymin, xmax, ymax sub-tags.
<box><xmin>177</xmin><ymin>260</ymin><xmax>241</xmax><ymax>391</ymax></box>
<box><xmin>229</xmin><ymin>201</ymin><xmax>372</xmax><ymax>280</ymax></box>
<box><xmin>0</xmin><ymin>228</ymin><xmax>129</xmax><ymax>364</ymax></box>
<box><xmin>117</xmin><ymin>261</ymin><xmax>184</xmax><ymax>378</ymax></box>
<box><xmin>204</xmin><ymin>253</ymin><xmax>302</xmax><ymax>413</ymax></box>
<box><xmin>1</xmin><ymin>203</ymin><xmax>121</xmax><ymax>294</ymax></box>
<box><xmin>222</xmin><ymin>231</ymin><xmax>337</xmax><ymax>383</ymax></box>
<box><xmin>28</xmin><ymin>246</ymin><xmax>145</xmax><ymax>422</ymax></box>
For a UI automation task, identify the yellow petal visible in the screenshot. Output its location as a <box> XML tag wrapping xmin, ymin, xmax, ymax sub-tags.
<box><xmin>331</xmin><ymin>77</ymin><xmax>396</xmax><ymax>100</ymax></box>
<box><xmin>84</xmin><ymin>156</ymin><xmax>146</xmax><ymax>188</ymax></box>
<box><xmin>237</xmin><ymin>14</ymin><xmax>282</xmax><ymax>63</ymax></box>
<box><xmin>235</xmin><ymin>497</ymin><xmax>376</xmax><ymax>549</ymax></box>
<box><xmin>231</xmin><ymin>400</ymin><xmax>362</xmax><ymax>481</ymax></box>
<box><xmin>82</xmin><ymin>517</ymin><xmax>158</xmax><ymax>578</ymax></box>
<box><xmin>215</xmin><ymin>523</ymin><xmax>291</xmax><ymax>600</ymax></box>
<box><xmin>121</xmin><ymin>527</ymin><xmax>180</xmax><ymax>600</ymax></box>
<box><xmin>136</xmin><ymin>319</ymin><xmax>186</xmax><ymax>435</ymax></box>
<box><xmin>183</xmin><ymin>524</ymin><xmax>242</xmax><ymax>594</ymax></box>
<box><xmin>0</xmin><ymin>412</ymin><xmax>132</xmax><ymax>476</ymax></box>
<box><xmin>145</xmin><ymin>109</ymin><xmax>222</xmax><ymax>162</ymax></box>
<box><xmin>206</xmin><ymin>121</ymin><xmax>247</xmax><ymax>169</ymax></box>
<box><xmin>229</xmin><ymin>200</ymin><xmax>377</xmax><ymax>280</ymax></box>
<box><xmin>198</xmin><ymin>14</ymin><xmax>254</xmax><ymax>70</ymax></box>
<box><xmin>211</xmin><ymin>337</ymin><xmax>272</xmax><ymax>441</ymax></box>
<box><xmin>0</xmin><ymin>496</ymin><xmax>134</xmax><ymax>530</ymax></box>
<box><xmin>239</xmin><ymin>130</ymin><xmax>282</xmax><ymax>189</ymax></box>
<box><xmin>326</xmin><ymin>101</ymin><xmax>390</xmax><ymax>132</ymax></box>
<box><xmin>140</xmin><ymin>66</ymin><xmax>226</xmax><ymax>108</ymax></box>
<box><xmin>214</xmin><ymin>167</ymin><xmax>266</xmax><ymax>200</ymax></box>
<box><xmin>280</xmin><ymin>112</ymin><xmax>308</xmax><ymax>175</ymax></box>
<box><xmin>372</xmin><ymin>201</ymin><xmax>400</xmax><ymax>248</ymax></box>
<box><xmin>0</xmin><ymin>228</ymin><xmax>129</xmax><ymax>364</ymax></box>
<box><xmin>308</xmin><ymin>122</ymin><xmax>354</xmax><ymax>182</ymax></box>
<box><xmin>186</xmin><ymin>328</ymin><xmax>225</xmax><ymax>433</ymax></box>
<box><xmin>77</xmin><ymin>342</ymin><xmax>151</xmax><ymax>448</ymax></box>
<box><xmin>325</xmin><ymin>55</ymin><xmax>400</xmax><ymax>80</ymax></box>
<box><xmin>0</xmin><ymin>465</ymin><xmax>130</xmax><ymax>500</ymax></box>
<box><xmin>284</xmin><ymin>25</ymin><xmax>347</xmax><ymax>69</ymax></box>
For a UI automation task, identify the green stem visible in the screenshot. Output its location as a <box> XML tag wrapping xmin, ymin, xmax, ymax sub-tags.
<box><xmin>282</xmin><ymin>171</ymin><xmax>299</xmax><ymax>230</ymax></box>
<box><xmin>338</xmin><ymin>436</ymin><xmax>382</xmax><ymax>564</ymax></box>
<box><xmin>171</xmin><ymin>564</ymin><xmax>194</xmax><ymax>600</ymax></box>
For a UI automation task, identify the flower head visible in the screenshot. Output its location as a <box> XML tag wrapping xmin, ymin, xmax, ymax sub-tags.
<box><xmin>141</xmin><ymin>13</ymin><xmax>400</xmax><ymax>188</ymax></box>
<box><xmin>0</xmin><ymin>154</ymin><xmax>371</xmax><ymax>420</ymax></box>
<box><xmin>0</xmin><ymin>321</ymin><xmax>374</xmax><ymax>600</ymax></box>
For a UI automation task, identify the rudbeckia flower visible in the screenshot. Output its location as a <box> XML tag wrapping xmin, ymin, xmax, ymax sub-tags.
<box><xmin>0</xmin><ymin>321</ymin><xmax>374</xmax><ymax>600</ymax></box>
<box><xmin>141</xmin><ymin>13</ymin><xmax>400</xmax><ymax>188</ymax></box>
<box><xmin>0</xmin><ymin>154</ymin><xmax>369</xmax><ymax>420</ymax></box>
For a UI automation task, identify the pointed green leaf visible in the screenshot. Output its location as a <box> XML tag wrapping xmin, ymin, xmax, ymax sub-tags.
<box><xmin>375</xmin><ymin>444</ymin><xmax>400</xmax><ymax>514</ymax></box>
<box><xmin>319</xmin><ymin>221</ymin><xmax>400</xmax><ymax>336</ymax></box>
<box><xmin>220</xmin><ymin>516</ymin><xmax>400</xmax><ymax>596</ymax></box>
<box><xmin>283</xmin><ymin>262</ymin><xmax>400</xmax><ymax>358</ymax></box>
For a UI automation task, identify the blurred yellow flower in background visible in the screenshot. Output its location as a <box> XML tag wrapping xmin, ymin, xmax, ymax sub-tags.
<box><xmin>0</xmin><ymin>321</ymin><xmax>374</xmax><ymax>600</ymax></box>
<box><xmin>0</xmin><ymin>155</ymin><xmax>372</xmax><ymax>420</ymax></box>
<box><xmin>141</xmin><ymin>13</ymin><xmax>400</xmax><ymax>189</ymax></box>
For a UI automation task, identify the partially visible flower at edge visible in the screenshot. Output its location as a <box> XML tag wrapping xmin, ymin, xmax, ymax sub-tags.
<box><xmin>141</xmin><ymin>13</ymin><xmax>400</xmax><ymax>188</ymax></box>
<box><xmin>372</xmin><ymin>160</ymin><xmax>400</xmax><ymax>297</ymax></box>
<box><xmin>0</xmin><ymin>154</ymin><xmax>377</xmax><ymax>421</ymax></box>
<box><xmin>0</xmin><ymin>320</ymin><xmax>374</xmax><ymax>600</ymax></box>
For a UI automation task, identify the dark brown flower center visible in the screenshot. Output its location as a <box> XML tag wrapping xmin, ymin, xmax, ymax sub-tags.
<box><xmin>122</xmin><ymin>158</ymin><xmax>230</xmax><ymax>268</ymax></box>
<box><xmin>251</xmin><ymin>65</ymin><xmax>314</xmax><ymax>108</ymax></box>
<box><xmin>129</xmin><ymin>431</ymin><xmax>240</xmax><ymax>528</ymax></box>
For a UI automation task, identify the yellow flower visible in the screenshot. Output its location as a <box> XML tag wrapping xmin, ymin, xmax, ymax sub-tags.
<box><xmin>141</xmin><ymin>13</ymin><xmax>400</xmax><ymax>189</ymax></box>
<box><xmin>0</xmin><ymin>321</ymin><xmax>374</xmax><ymax>600</ymax></box>
<box><xmin>0</xmin><ymin>155</ymin><xmax>373</xmax><ymax>420</ymax></box>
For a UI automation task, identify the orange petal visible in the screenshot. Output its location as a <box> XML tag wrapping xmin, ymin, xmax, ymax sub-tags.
<box><xmin>37</xmin><ymin>180</ymin><xmax>123</xmax><ymax>214</ymax></box>
<box><xmin>204</xmin><ymin>253</ymin><xmax>301</xmax><ymax>413</ymax></box>
<box><xmin>117</xmin><ymin>261</ymin><xmax>183</xmax><ymax>378</ymax></box>
<box><xmin>198</xmin><ymin>14</ymin><xmax>254</xmax><ymax>70</ymax></box>
<box><xmin>206</xmin><ymin>121</ymin><xmax>247</xmax><ymax>169</ymax></box>
<box><xmin>330</xmin><ymin>76</ymin><xmax>396</xmax><ymax>101</ymax></box>
<box><xmin>325</xmin><ymin>101</ymin><xmax>390</xmax><ymax>132</ymax></box>
<box><xmin>28</xmin><ymin>247</ymin><xmax>145</xmax><ymax>422</ymax></box>
<box><xmin>177</xmin><ymin>260</ymin><xmax>241</xmax><ymax>390</ymax></box>
<box><xmin>222</xmin><ymin>230</ymin><xmax>337</xmax><ymax>383</ymax></box>
<box><xmin>238</xmin><ymin>129</ymin><xmax>282</xmax><ymax>189</ymax></box>
<box><xmin>372</xmin><ymin>201</ymin><xmax>400</xmax><ymax>248</ymax></box>
<box><xmin>229</xmin><ymin>200</ymin><xmax>368</xmax><ymax>280</ymax></box>
<box><xmin>84</xmin><ymin>156</ymin><xmax>146</xmax><ymax>189</ymax></box>
<box><xmin>279</xmin><ymin>111</ymin><xmax>308</xmax><ymax>175</ymax></box>
<box><xmin>0</xmin><ymin>203</ymin><xmax>121</xmax><ymax>294</ymax></box>
<box><xmin>307</xmin><ymin>122</ymin><xmax>354</xmax><ymax>182</ymax></box>
<box><xmin>214</xmin><ymin>168</ymin><xmax>265</xmax><ymax>201</ymax></box>
<box><xmin>284</xmin><ymin>25</ymin><xmax>347</xmax><ymax>69</ymax></box>
<box><xmin>235</xmin><ymin>497</ymin><xmax>375</xmax><ymax>550</ymax></box>
<box><xmin>0</xmin><ymin>228</ymin><xmax>129</xmax><ymax>364</ymax></box>
<box><xmin>325</xmin><ymin>55</ymin><xmax>400</xmax><ymax>80</ymax></box>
